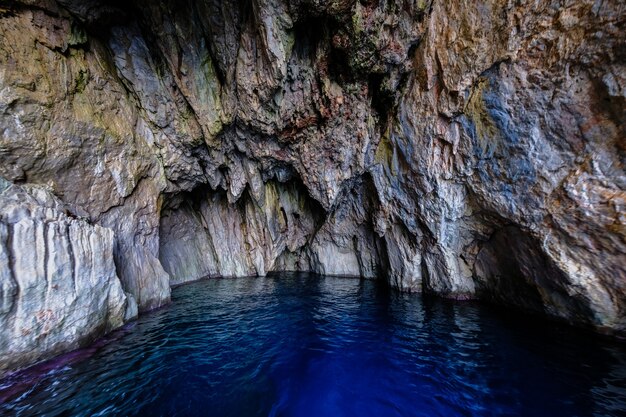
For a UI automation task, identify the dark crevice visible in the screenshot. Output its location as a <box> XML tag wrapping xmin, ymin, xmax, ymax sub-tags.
<box><xmin>191</xmin><ymin>2</ymin><xmax>226</xmax><ymax>86</ymax></box>
<box><xmin>368</xmin><ymin>73</ymin><xmax>395</xmax><ymax>125</ymax></box>
<box><xmin>592</xmin><ymin>76</ymin><xmax>626</xmax><ymax>152</ymax></box>
<box><xmin>328</xmin><ymin>44</ymin><xmax>355</xmax><ymax>84</ymax></box>
<box><xmin>238</xmin><ymin>0</ymin><xmax>257</xmax><ymax>30</ymax></box>
<box><xmin>65</xmin><ymin>222</ymin><xmax>77</xmax><ymax>295</ymax></box>
<box><xmin>4</xmin><ymin>222</ymin><xmax>20</xmax><ymax>320</ymax></box>
<box><xmin>42</xmin><ymin>221</ymin><xmax>49</xmax><ymax>290</ymax></box>
<box><xmin>420</xmin><ymin>258</ymin><xmax>430</xmax><ymax>293</ymax></box>
<box><xmin>291</xmin><ymin>15</ymin><xmax>326</xmax><ymax>61</ymax></box>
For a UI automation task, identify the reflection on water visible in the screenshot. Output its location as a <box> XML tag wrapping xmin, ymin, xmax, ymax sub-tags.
<box><xmin>1</xmin><ymin>273</ymin><xmax>625</xmax><ymax>416</ymax></box>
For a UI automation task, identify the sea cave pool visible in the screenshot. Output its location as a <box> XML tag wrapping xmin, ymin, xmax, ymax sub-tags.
<box><xmin>1</xmin><ymin>274</ymin><xmax>625</xmax><ymax>416</ymax></box>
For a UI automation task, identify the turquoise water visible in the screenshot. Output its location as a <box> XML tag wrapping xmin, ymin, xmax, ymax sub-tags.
<box><xmin>1</xmin><ymin>274</ymin><xmax>625</xmax><ymax>416</ymax></box>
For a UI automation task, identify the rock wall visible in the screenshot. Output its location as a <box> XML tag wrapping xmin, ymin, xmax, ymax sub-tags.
<box><xmin>0</xmin><ymin>0</ymin><xmax>624</xmax><ymax>364</ymax></box>
<box><xmin>0</xmin><ymin>178</ymin><xmax>133</xmax><ymax>376</ymax></box>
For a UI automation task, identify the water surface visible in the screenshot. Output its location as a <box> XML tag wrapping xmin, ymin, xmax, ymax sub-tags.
<box><xmin>1</xmin><ymin>274</ymin><xmax>625</xmax><ymax>416</ymax></box>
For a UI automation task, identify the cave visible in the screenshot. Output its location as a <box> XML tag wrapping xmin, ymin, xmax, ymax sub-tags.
<box><xmin>0</xmin><ymin>0</ymin><xmax>625</xmax><ymax>415</ymax></box>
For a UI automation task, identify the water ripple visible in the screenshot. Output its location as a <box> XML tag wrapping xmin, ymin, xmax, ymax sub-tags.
<box><xmin>1</xmin><ymin>274</ymin><xmax>625</xmax><ymax>416</ymax></box>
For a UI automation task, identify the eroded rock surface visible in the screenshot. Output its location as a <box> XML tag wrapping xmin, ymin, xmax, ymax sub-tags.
<box><xmin>0</xmin><ymin>0</ymin><xmax>624</xmax><ymax>367</ymax></box>
<box><xmin>0</xmin><ymin>178</ymin><xmax>133</xmax><ymax>376</ymax></box>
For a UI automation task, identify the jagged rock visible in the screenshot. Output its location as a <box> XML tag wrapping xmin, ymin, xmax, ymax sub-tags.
<box><xmin>0</xmin><ymin>5</ymin><xmax>171</xmax><ymax>311</ymax></box>
<box><xmin>159</xmin><ymin>179</ymin><xmax>323</xmax><ymax>283</ymax></box>
<box><xmin>0</xmin><ymin>178</ymin><xmax>131</xmax><ymax>377</ymax></box>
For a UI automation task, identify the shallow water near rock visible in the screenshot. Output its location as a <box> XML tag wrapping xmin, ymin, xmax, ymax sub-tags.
<box><xmin>1</xmin><ymin>274</ymin><xmax>625</xmax><ymax>417</ymax></box>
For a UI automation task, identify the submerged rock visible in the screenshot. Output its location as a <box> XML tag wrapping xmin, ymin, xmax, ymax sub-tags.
<box><xmin>0</xmin><ymin>178</ymin><xmax>131</xmax><ymax>377</ymax></box>
<box><xmin>0</xmin><ymin>0</ymin><xmax>624</xmax><ymax>374</ymax></box>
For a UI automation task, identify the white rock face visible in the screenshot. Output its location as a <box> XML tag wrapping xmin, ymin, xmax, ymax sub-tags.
<box><xmin>0</xmin><ymin>178</ymin><xmax>131</xmax><ymax>377</ymax></box>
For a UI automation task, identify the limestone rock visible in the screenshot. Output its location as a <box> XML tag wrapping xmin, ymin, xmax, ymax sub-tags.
<box><xmin>0</xmin><ymin>178</ymin><xmax>130</xmax><ymax>377</ymax></box>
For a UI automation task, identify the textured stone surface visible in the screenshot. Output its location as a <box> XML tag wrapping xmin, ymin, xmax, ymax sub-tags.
<box><xmin>0</xmin><ymin>0</ymin><xmax>624</xmax><ymax>361</ymax></box>
<box><xmin>0</xmin><ymin>178</ymin><xmax>132</xmax><ymax>377</ymax></box>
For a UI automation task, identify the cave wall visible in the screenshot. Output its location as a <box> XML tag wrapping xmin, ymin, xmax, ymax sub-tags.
<box><xmin>0</xmin><ymin>178</ymin><xmax>134</xmax><ymax>376</ymax></box>
<box><xmin>0</xmin><ymin>0</ymin><xmax>624</xmax><ymax>373</ymax></box>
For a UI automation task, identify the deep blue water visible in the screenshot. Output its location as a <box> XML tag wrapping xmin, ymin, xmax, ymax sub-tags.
<box><xmin>1</xmin><ymin>274</ymin><xmax>625</xmax><ymax>417</ymax></box>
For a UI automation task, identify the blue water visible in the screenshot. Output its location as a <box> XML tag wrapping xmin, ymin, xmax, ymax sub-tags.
<box><xmin>1</xmin><ymin>274</ymin><xmax>625</xmax><ymax>416</ymax></box>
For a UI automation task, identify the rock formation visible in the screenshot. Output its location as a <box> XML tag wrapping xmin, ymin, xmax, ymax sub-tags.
<box><xmin>0</xmin><ymin>177</ymin><xmax>134</xmax><ymax>376</ymax></box>
<box><xmin>0</xmin><ymin>0</ymin><xmax>624</xmax><ymax>373</ymax></box>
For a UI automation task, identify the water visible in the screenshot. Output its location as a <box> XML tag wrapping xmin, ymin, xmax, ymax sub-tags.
<box><xmin>1</xmin><ymin>274</ymin><xmax>625</xmax><ymax>417</ymax></box>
